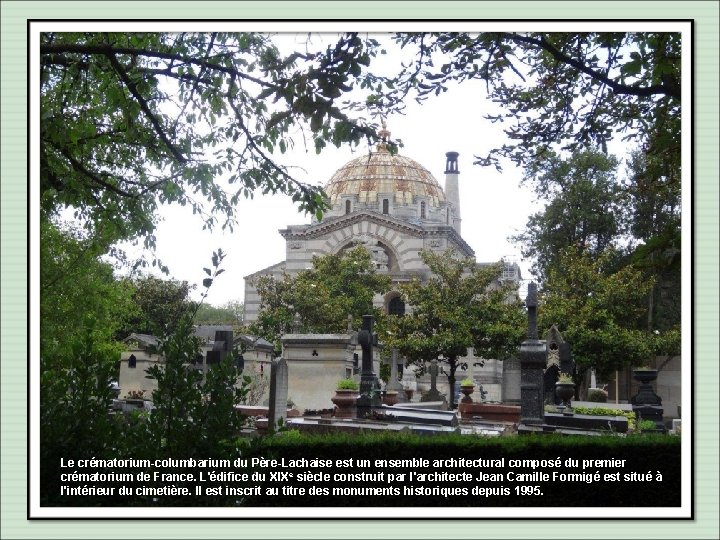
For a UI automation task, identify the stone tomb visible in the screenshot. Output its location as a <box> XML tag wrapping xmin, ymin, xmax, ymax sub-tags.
<box><xmin>280</xmin><ymin>333</ymin><xmax>379</xmax><ymax>412</ymax></box>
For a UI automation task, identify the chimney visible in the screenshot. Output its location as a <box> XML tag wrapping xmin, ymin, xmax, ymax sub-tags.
<box><xmin>444</xmin><ymin>151</ymin><xmax>461</xmax><ymax>234</ymax></box>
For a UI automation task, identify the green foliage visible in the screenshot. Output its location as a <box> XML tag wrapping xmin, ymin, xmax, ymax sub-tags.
<box><xmin>511</xmin><ymin>150</ymin><xmax>623</xmax><ymax>282</ymax></box>
<box><xmin>117</xmin><ymin>275</ymin><xmax>196</xmax><ymax>338</ymax></box>
<box><xmin>638</xmin><ymin>419</ymin><xmax>658</xmax><ymax>431</ymax></box>
<box><xmin>387</xmin><ymin>33</ymin><xmax>680</xmax><ymax>174</ymax></box>
<box><xmin>572</xmin><ymin>406</ymin><xmax>636</xmax><ymax>425</ymax></box>
<box><xmin>250</xmin><ymin>246</ymin><xmax>391</xmax><ymax>354</ymax></box>
<box><xmin>385</xmin><ymin>249</ymin><xmax>525</xmax><ymax>407</ymax></box>
<box><xmin>539</xmin><ymin>247</ymin><xmax>678</xmax><ymax>377</ymax></box>
<box><xmin>193</xmin><ymin>300</ymin><xmax>244</xmax><ymax>326</ymax></box>
<box><xmin>40</xmin><ymin>32</ymin><xmax>391</xmax><ymax>258</ymax></box>
<box><xmin>587</xmin><ymin>388</ymin><xmax>609</xmax><ymax>403</ymax></box>
<box><xmin>460</xmin><ymin>378</ymin><xmax>475</xmax><ymax>387</ymax></box>
<box><xmin>137</xmin><ymin>251</ymin><xmax>251</xmax><ymax>458</ymax></box>
<box><xmin>336</xmin><ymin>378</ymin><xmax>360</xmax><ymax>391</ymax></box>
<box><xmin>557</xmin><ymin>373</ymin><xmax>574</xmax><ymax>384</ymax></box>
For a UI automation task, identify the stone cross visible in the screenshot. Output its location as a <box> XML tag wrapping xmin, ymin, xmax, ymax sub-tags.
<box><xmin>429</xmin><ymin>359</ymin><xmax>439</xmax><ymax>391</ymax></box>
<box><xmin>519</xmin><ymin>282</ymin><xmax>546</xmax><ymax>425</ymax></box>
<box><xmin>420</xmin><ymin>359</ymin><xmax>446</xmax><ymax>403</ymax></box>
<box><xmin>268</xmin><ymin>357</ymin><xmax>288</xmax><ymax>431</ymax></box>
<box><xmin>356</xmin><ymin>314</ymin><xmax>381</xmax><ymax>417</ymax></box>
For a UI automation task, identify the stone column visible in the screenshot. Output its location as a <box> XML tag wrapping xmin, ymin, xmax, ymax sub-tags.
<box><xmin>268</xmin><ymin>357</ymin><xmax>288</xmax><ymax>430</ymax></box>
<box><xmin>519</xmin><ymin>283</ymin><xmax>546</xmax><ymax>425</ymax></box>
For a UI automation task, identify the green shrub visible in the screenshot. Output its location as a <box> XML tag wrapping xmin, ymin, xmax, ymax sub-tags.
<box><xmin>460</xmin><ymin>378</ymin><xmax>474</xmax><ymax>386</ymax></box>
<box><xmin>336</xmin><ymin>378</ymin><xmax>359</xmax><ymax>390</ymax></box>
<box><xmin>573</xmin><ymin>406</ymin><xmax>636</xmax><ymax>425</ymax></box>
<box><xmin>638</xmin><ymin>419</ymin><xmax>657</xmax><ymax>431</ymax></box>
<box><xmin>587</xmin><ymin>388</ymin><xmax>608</xmax><ymax>402</ymax></box>
<box><xmin>557</xmin><ymin>372</ymin><xmax>573</xmax><ymax>384</ymax></box>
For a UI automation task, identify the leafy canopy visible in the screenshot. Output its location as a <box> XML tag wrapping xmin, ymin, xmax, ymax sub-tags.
<box><xmin>538</xmin><ymin>246</ymin><xmax>680</xmax><ymax>378</ymax></box>
<box><xmin>384</xmin><ymin>32</ymin><xmax>680</xmax><ymax>173</ymax></box>
<box><xmin>40</xmin><ymin>32</ymin><xmax>389</xmax><ymax>257</ymax></box>
<box><xmin>385</xmin><ymin>249</ymin><xmax>525</xmax><ymax>407</ymax></box>
<box><xmin>250</xmin><ymin>246</ymin><xmax>392</xmax><ymax>353</ymax></box>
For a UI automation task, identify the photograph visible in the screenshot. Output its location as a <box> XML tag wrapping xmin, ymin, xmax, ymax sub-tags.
<box><xmin>2</xmin><ymin>2</ymin><xmax>717</xmax><ymax>539</ymax></box>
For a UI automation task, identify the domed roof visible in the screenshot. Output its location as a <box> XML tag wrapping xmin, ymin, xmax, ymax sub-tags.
<box><xmin>324</xmin><ymin>149</ymin><xmax>446</xmax><ymax>207</ymax></box>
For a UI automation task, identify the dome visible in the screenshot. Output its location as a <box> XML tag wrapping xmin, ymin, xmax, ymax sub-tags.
<box><xmin>324</xmin><ymin>150</ymin><xmax>447</xmax><ymax>208</ymax></box>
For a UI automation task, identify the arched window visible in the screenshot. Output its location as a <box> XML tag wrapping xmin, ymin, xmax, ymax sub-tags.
<box><xmin>128</xmin><ymin>354</ymin><xmax>137</xmax><ymax>368</ymax></box>
<box><xmin>382</xmin><ymin>199</ymin><xmax>389</xmax><ymax>214</ymax></box>
<box><xmin>345</xmin><ymin>200</ymin><xmax>351</xmax><ymax>214</ymax></box>
<box><xmin>388</xmin><ymin>296</ymin><xmax>406</xmax><ymax>316</ymax></box>
<box><xmin>420</xmin><ymin>201</ymin><xmax>426</xmax><ymax>219</ymax></box>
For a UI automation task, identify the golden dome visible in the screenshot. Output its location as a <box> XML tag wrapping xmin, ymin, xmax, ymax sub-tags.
<box><xmin>324</xmin><ymin>150</ymin><xmax>446</xmax><ymax>207</ymax></box>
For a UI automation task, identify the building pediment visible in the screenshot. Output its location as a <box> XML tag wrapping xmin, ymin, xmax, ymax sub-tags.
<box><xmin>280</xmin><ymin>211</ymin><xmax>474</xmax><ymax>256</ymax></box>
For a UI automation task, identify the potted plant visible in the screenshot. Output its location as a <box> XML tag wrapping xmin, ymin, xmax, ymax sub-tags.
<box><xmin>331</xmin><ymin>378</ymin><xmax>359</xmax><ymax>419</ymax></box>
<box><xmin>459</xmin><ymin>378</ymin><xmax>475</xmax><ymax>404</ymax></box>
<box><xmin>555</xmin><ymin>373</ymin><xmax>575</xmax><ymax>409</ymax></box>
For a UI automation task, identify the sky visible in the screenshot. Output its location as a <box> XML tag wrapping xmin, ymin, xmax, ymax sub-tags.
<box><xmin>144</xmin><ymin>49</ymin><xmax>542</xmax><ymax>306</ymax></box>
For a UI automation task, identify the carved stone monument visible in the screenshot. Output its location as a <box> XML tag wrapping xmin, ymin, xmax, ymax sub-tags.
<box><xmin>544</xmin><ymin>325</ymin><xmax>576</xmax><ymax>405</ymax></box>
<box><xmin>268</xmin><ymin>356</ymin><xmax>289</xmax><ymax>430</ymax></box>
<box><xmin>355</xmin><ymin>314</ymin><xmax>382</xmax><ymax>418</ymax></box>
<box><xmin>420</xmin><ymin>359</ymin><xmax>446</xmax><ymax>404</ymax></box>
<box><xmin>519</xmin><ymin>282</ymin><xmax>546</xmax><ymax>425</ymax></box>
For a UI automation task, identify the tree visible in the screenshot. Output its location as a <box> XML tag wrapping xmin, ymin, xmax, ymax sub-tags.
<box><xmin>193</xmin><ymin>300</ymin><xmax>244</xmax><ymax>326</ymax></box>
<box><xmin>623</xmin><ymin>146</ymin><xmax>681</xmax><ymax>331</ymax></box>
<box><xmin>384</xmin><ymin>250</ymin><xmax>525</xmax><ymax>408</ymax></box>
<box><xmin>39</xmin><ymin>218</ymin><xmax>136</xmax><ymax>503</ymax></box>
<box><xmin>511</xmin><ymin>149</ymin><xmax>624</xmax><ymax>282</ymax></box>
<box><xmin>384</xmin><ymin>32</ymin><xmax>680</xmax><ymax>173</ymax></box>
<box><xmin>250</xmin><ymin>247</ymin><xmax>391</xmax><ymax>354</ymax></box>
<box><xmin>538</xmin><ymin>246</ymin><xmax>680</xmax><ymax>381</ymax></box>
<box><xmin>116</xmin><ymin>275</ymin><xmax>197</xmax><ymax>338</ymax></box>
<box><xmin>40</xmin><ymin>32</ymin><xmax>389</xmax><ymax>258</ymax></box>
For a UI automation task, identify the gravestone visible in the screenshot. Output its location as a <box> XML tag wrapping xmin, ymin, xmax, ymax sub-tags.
<box><xmin>206</xmin><ymin>330</ymin><xmax>233</xmax><ymax>364</ymax></box>
<box><xmin>519</xmin><ymin>283</ymin><xmax>546</xmax><ymax>425</ymax></box>
<box><xmin>386</xmin><ymin>349</ymin><xmax>405</xmax><ymax>395</ymax></box>
<box><xmin>356</xmin><ymin>314</ymin><xmax>382</xmax><ymax>418</ymax></box>
<box><xmin>421</xmin><ymin>359</ymin><xmax>446</xmax><ymax>404</ymax></box>
<box><xmin>268</xmin><ymin>357</ymin><xmax>289</xmax><ymax>430</ymax></box>
<box><xmin>544</xmin><ymin>326</ymin><xmax>576</xmax><ymax>405</ymax></box>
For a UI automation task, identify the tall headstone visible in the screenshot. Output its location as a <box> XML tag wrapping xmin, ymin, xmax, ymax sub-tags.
<box><xmin>386</xmin><ymin>349</ymin><xmax>405</xmax><ymax>394</ymax></box>
<box><xmin>356</xmin><ymin>314</ymin><xmax>381</xmax><ymax>418</ymax></box>
<box><xmin>519</xmin><ymin>282</ymin><xmax>546</xmax><ymax>425</ymax></box>
<box><xmin>268</xmin><ymin>357</ymin><xmax>289</xmax><ymax>430</ymax></box>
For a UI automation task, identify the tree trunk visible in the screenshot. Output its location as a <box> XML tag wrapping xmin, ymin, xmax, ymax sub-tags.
<box><xmin>448</xmin><ymin>358</ymin><xmax>457</xmax><ymax>409</ymax></box>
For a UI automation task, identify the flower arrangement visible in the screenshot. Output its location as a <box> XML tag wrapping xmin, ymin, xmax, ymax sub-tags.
<box><xmin>557</xmin><ymin>373</ymin><xmax>574</xmax><ymax>384</ymax></box>
<box><xmin>460</xmin><ymin>378</ymin><xmax>475</xmax><ymax>387</ymax></box>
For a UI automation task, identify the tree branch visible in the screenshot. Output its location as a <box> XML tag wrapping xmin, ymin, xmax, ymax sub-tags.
<box><xmin>105</xmin><ymin>52</ymin><xmax>187</xmax><ymax>165</ymax></box>
<box><xmin>507</xmin><ymin>33</ymin><xmax>680</xmax><ymax>100</ymax></box>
